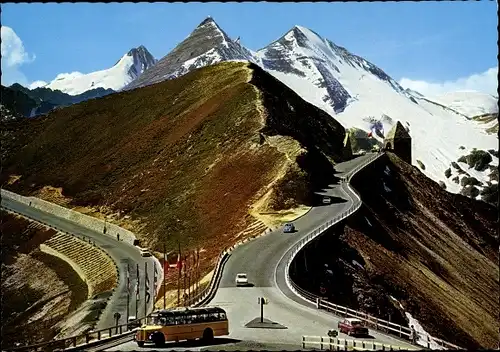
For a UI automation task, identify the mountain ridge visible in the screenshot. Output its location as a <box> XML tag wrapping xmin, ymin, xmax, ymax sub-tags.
<box><xmin>20</xmin><ymin>17</ymin><xmax>498</xmax><ymax>201</ymax></box>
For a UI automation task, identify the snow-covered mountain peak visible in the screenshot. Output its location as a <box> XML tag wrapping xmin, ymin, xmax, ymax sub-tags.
<box><xmin>123</xmin><ymin>17</ymin><xmax>255</xmax><ymax>91</ymax></box>
<box><xmin>45</xmin><ymin>45</ymin><xmax>157</xmax><ymax>95</ymax></box>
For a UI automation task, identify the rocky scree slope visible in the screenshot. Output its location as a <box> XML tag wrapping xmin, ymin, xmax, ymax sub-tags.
<box><xmin>1</xmin><ymin>211</ymin><xmax>89</xmax><ymax>347</ymax></box>
<box><xmin>293</xmin><ymin>153</ymin><xmax>498</xmax><ymax>349</ymax></box>
<box><xmin>1</xmin><ymin>61</ymin><xmax>346</xmax><ymax>285</ymax></box>
<box><xmin>123</xmin><ymin>18</ymin><xmax>254</xmax><ymax>91</ymax></box>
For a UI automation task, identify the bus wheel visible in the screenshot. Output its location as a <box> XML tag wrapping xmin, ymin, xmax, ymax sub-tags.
<box><xmin>203</xmin><ymin>328</ymin><xmax>214</xmax><ymax>343</ymax></box>
<box><xmin>152</xmin><ymin>332</ymin><xmax>165</xmax><ymax>347</ymax></box>
<box><xmin>136</xmin><ymin>341</ymin><xmax>144</xmax><ymax>347</ymax></box>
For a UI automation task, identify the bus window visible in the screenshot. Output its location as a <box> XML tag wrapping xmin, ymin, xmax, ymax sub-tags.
<box><xmin>200</xmin><ymin>313</ymin><xmax>208</xmax><ymax>322</ymax></box>
<box><xmin>185</xmin><ymin>314</ymin><xmax>195</xmax><ymax>324</ymax></box>
<box><xmin>192</xmin><ymin>314</ymin><xmax>201</xmax><ymax>323</ymax></box>
<box><xmin>159</xmin><ymin>317</ymin><xmax>167</xmax><ymax>325</ymax></box>
<box><xmin>219</xmin><ymin>312</ymin><xmax>227</xmax><ymax>320</ymax></box>
<box><xmin>174</xmin><ymin>316</ymin><xmax>184</xmax><ymax>325</ymax></box>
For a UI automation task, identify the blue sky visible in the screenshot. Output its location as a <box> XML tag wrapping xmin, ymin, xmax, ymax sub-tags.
<box><xmin>1</xmin><ymin>2</ymin><xmax>498</xmax><ymax>95</ymax></box>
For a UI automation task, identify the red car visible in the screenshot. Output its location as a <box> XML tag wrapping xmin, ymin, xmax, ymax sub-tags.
<box><xmin>338</xmin><ymin>318</ymin><xmax>369</xmax><ymax>336</ymax></box>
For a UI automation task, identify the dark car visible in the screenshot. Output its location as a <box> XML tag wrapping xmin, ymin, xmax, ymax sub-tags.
<box><xmin>338</xmin><ymin>318</ymin><xmax>369</xmax><ymax>336</ymax></box>
<box><xmin>283</xmin><ymin>223</ymin><xmax>295</xmax><ymax>233</ymax></box>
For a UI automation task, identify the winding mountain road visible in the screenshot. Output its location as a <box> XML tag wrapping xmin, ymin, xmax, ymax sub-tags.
<box><xmin>112</xmin><ymin>153</ymin><xmax>417</xmax><ymax>351</ymax></box>
<box><xmin>1</xmin><ymin>196</ymin><xmax>157</xmax><ymax>330</ymax></box>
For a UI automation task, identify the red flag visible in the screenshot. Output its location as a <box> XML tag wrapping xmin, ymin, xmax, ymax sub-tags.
<box><xmin>182</xmin><ymin>255</ymin><xmax>187</xmax><ymax>275</ymax></box>
<box><xmin>164</xmin><ymin>258</ymin><xmax>169</xmax><ymax>272</ymax></box>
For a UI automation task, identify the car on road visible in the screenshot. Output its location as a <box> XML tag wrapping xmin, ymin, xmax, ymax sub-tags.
<box><xmin>140</xmin><ymin>248</ymin><xmax>152</xmax><ymax>257</ymax></box>
<box><xmin>322</xmin><ymin>196</ymin><xmax>331</xmax><ymax>204</ymax></box>
<box><xmin>283</xmin><ymin>223</ymin><xmax>295</xmax><ymax>233</ymax></box>
<box><xmin>338</xmin><ymin>318</ymin><xmax>369</xmax><ymax>336</ymax></box>
<box><xmin>128</xmin><ymin>316</ymin><xmax>142</xmax><ymax>330</ymax></box>
<box><xmin>235</xmin><ymin>273</ymin><xmax>248</xmax><ymax>286</ymax></box>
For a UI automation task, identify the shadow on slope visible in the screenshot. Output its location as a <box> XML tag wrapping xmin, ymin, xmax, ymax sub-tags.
<box><xmin>293</xmin><ymin>153</ymin><xmax>498</xmax><ymax>349</ymax></box>
<box><xmin>1</xmin><ymin>61</ymin><xmax>348</xmax><ymax>297</ymax></box>
<box><xmin>1</xmin><ymin>211</ymin><xmax>89</xmax><ymax>347</ymax></box>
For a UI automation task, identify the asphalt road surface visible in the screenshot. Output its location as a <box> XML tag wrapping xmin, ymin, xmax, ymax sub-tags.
<box><xmin>112</xmin><ymin>153</ymin><xmax>416</xmax><ymax>350</ymax></box>
<box><xmin>1</xmin><ymin>196</ymin><xmax>158</xmax><ymax>330</ymax></box>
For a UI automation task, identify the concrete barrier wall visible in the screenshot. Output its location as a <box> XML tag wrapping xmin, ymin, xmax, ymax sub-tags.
<box><xmin>40</xmin><ymin>242</ymin><xmax>90</xmax><ymax>296</ymax></box>
<box><xmin>1</xmin><ymin>189</ymin><xmax>136</xmax><ymax>245</ymax></box>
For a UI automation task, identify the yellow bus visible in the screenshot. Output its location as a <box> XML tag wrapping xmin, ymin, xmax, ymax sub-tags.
<box><xmin>134</xmin><ymin>306</ymin><xmax>229</xmax><ymax>347</ymax></box>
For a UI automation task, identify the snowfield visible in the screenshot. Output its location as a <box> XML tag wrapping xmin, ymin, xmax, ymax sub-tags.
<box><xmin>254</xmin><ymin>25</ymin><xmax>498</xmax><ymax>195</ymax></box>
<box><xmin>428</xmin><ymin>91</ymin><xmax>498</xmax><ymax>118</ymax></box>
<box><xmin>44</xmin><ymin>46</ymin><xmax>156</xmax><ymax>95</ymax></box>
<box><xmin>31</xmin><ymin>18</ymin><xmax>497</xmax><ymax>198</ymax></box>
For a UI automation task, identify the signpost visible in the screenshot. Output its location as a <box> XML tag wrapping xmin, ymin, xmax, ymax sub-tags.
<box><xmin>257</xmin><ymin>297</ymin><xmax>268</xmax><ymax>323</ymax></box>
<box><xmin>114</xmin><ymin>312</ymin><xmax>121</xmax><ymax>334</ymax></box>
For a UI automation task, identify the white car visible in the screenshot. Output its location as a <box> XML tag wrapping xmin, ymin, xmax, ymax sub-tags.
<box><xmin>322</xmin><ymin>196</ymin><xmax>331</xmax><ymax>204</ymax></box>
<box><xmin>235</xmin><ymin>273</ymin><xmax>248</xmax><ymax>286</ymax></box>
<box><xmin>140</xmin><ymin>249</ymin><xmax>152</xmax><ymax>257</ymax></box>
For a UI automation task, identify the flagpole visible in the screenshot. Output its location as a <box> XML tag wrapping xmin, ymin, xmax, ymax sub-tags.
<box><xmin>144</xmin><ymin>261</ymin><xmax>148</xmax><ymax>319</ymax></box>
<box><xmin>153</xmin><ymin>262</ymin><xmax>156</xmax><ymax>310</ymax></box>
<box><xmin>177</xmin><ymin>241</ymin><xmax>181</xmax><ymax>307</ymax></box>
<box><xmin>126</xmin><ymin>264</ymin><xmax>130</xmax><ymax>324</ymax></box>
<box><xmin>196</xmin><ymin>248</ymin><xmax>200</xmax><ymax>296</ymax></box>
<box><xmin>183</xmin><ymin>254</ymin><xmax>187</xmax><ymax>305</ymax></box>
<box><xmin>135</xmin><ymin>263</ymin><xmax>139</xmax><ymax>319</ymax></box>
<box><xmin>163</xmin><ymin>243</ymin><xmax>166</xmax><ymax>310</ymax></box>
<box><xmin>187</xmin><ymin>254</ymin><xmax>191</xmax><ymax>301</ymax></box>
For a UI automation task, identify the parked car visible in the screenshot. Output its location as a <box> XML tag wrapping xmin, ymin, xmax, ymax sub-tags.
<box><xmin>322</xmin><ymin>196</ymin><xmax>331</xmax><ymax>204</ymax></box>
<box><xmin>338</xmin><ymin>318</ymin><xmax>369</xmax><ymax>336</ymax></box>
<box><xmin>283</xmin><ymin>223</ymin><xmax>295</xmax><ymax>233</ymax></box>
<box><xmin>128</xmin><ymin>316</ymin><xmax>142</xmax><ymax>330</ymax></box>
<box><xmin>140</xmin><ymin>248</ymin><xmax>152</xmax><ymax>257</ymax></box>
<box><xmin>235</xmin><ymin>273</ymin><xmax>248</xmax><ymax>286</ymax></box>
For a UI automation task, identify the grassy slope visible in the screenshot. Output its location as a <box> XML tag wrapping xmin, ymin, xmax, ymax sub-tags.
<box><xmin>1</xmin><ymin>211</ymin><xmax>88</xmax><ymax>347</ymax></box>
<box><xmin>1</xmin><ymin>61</ymin><xmax>346</xmax><ymax>274</ymax></box>
<box><xmin>297</xmin><ymin>153</ymin><xmax>498</xmax><ymax>349</ymax></box>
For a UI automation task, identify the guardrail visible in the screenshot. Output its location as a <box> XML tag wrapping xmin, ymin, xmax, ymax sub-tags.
<box><xmin>284</xmin><ymin>153</ymin><xmax>461</xmax><ymax>351</ymax></box>
<box><xmin>187</xmin><ymin>226</ymin><xmax>275</xmax><ymax>307</ymax></box>
<box><xmin>1</xmin><ymin>317</ymin><xmax>146</xmax><ymax>352</ymax></box>
<box><xmin>1</xmin><ymin>206</ymin><xmax>120</xmax><ymax>331</ymax></box>
<box><xmin>302</xmin><ymin>335</ymin><xmax>419</xmax><ymax>351</ymax></box>
<box><xmin>1</xmin><ymin>190</ymin><xmax>272</xmax><ymax>351</ymax></box>
<box><xmin>0</xmin><ymin>200</ymin><xmax>140</xmax><ymax>351</ymax></box>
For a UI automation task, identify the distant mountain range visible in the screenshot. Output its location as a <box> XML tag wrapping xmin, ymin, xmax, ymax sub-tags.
<box><xmin>5</xmin><ymin>17</ymin><xmax>498</xmax><ymax>200</ymax></box>
<box><xmin>1</xmin><ymin>83</ymin><xmax>115</xmax><ymax>119</ymax></box>
<box><xmin>1</xmin><ymin>46</ymin><xmax>157</xmax><ymax>118</ymax></box>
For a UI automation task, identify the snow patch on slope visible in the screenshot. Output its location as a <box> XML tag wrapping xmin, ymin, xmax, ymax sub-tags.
<box><xmin>427</xmin><ymin>91</ymin><xmax>498</xmax><ymax>118</ymax></box>
<box><xmin>256</xmin><ymin>25</ymin><xmax>498</xmax><ymax>196</ymax></box>
<box><xmin>45</xmin><ymin>46</ymin><xmax>156</xmax><ymax>95</ymax></box>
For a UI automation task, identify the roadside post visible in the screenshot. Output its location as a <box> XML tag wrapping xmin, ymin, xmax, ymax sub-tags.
<box><xmin>114</xmin><ymin>312</ymin><xmax>121</xmax><ymax>334</ymax></box>
<box><xmin>258</xmin><ymin>297</ymin><xmax>268</xmax><ymax>323</ymax></box>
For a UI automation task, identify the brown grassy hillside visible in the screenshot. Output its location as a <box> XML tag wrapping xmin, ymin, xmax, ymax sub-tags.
<box><xmin>293</xmin><ymin>153</ymin><xmax>498</xmax><ymax>349</ymax></box>
<box><xmin>1</xmin><ymin>61</ymin><xmax>346</xmax><ymax>270</ymax></box>
<box><xmin>1</xmin><ymin>211</ymin><xmax>88</xmax><ymax>347</ymax></box>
